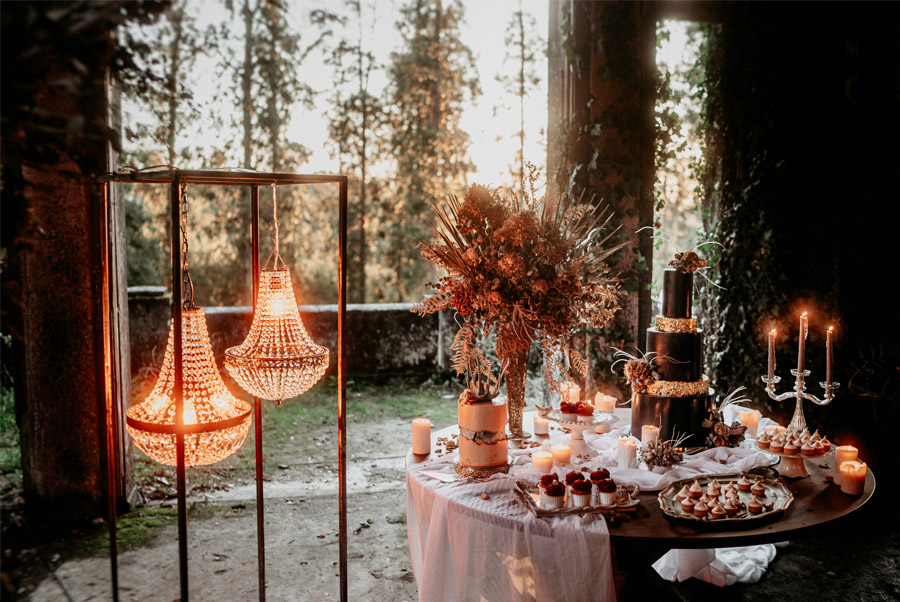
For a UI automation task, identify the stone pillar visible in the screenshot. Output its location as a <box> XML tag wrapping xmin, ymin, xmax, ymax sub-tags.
<box><xmin>548</xmin><ymin>1</ymin><xmax>657</xmax><ymax>397</ymax></box>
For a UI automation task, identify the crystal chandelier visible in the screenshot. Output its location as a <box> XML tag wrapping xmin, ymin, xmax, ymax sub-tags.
<box><xmin>126</xmin><ymin>184</ymin><xmax>251</xmax><ymax>466</ymax></box>
<box><xmin>225</xmin><ymin>186</ymin><xmax>329</xmax><ymax>403</ymax></box>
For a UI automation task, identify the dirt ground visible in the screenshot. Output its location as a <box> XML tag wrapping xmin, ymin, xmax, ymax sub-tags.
<box><xmin>9</xmin><ymin>416</ymin><xmax>899</xmax><ymax>602</ymax></box>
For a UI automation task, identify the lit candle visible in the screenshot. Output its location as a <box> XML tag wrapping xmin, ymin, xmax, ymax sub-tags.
<box><xmin>826</xmin><ymin>326</ymin><xmax>833</xmax><ymax>385</ymax></box>
<box><xmin>551</xmin><ymin>444</ymin><xmax>571</xmax><ymax>466</ymax></box>
<box><xmin>833</xmin><ymin>445</ymin><xmax>858</xmax><ymax>485</ymax></box>
<box><xmin>532</xmin><ymin>450</ymin><xmax>553</xmax><ymax>474</ymax></box>
<box><xmin>768</xmin><ymin>329</ymin><xmax>776</xmax><ymax>379</ymax></box>
<box><xmin>797</xmin><ymin>312</ymin><xmax>808</xmax><ymax>372</ymax></box>
<box><xmin>839</xmin><ymin>460</ymin><xmax>867</xmax><ymax>496</ymax></box>
<box><xmin>533</xmin><ymin>415</ymin><xmax>549</xmax><ymax>435</ymax></box>
<box><xmin>594</xmin><ymin>392</ymin><xmax>616</xmax><ymax>413</ymax></box>
<box><xmin>411</xmin><ymin>418</ymin><xmax>431</xmax><ymax>455</ymax></box>
<box><xmin>738</xmin><ymin>409</ymin><xmax>761</xmax><ymax>438</ymax></box>
<box><xmin>617</xmin><ymin>439</ymin><xmax>637</xmax><ymax>469</ymax></box>
<box><xmin>641</xmin><ymin>425</ymin><xmax>659</xmax><ymax>446</ymax></box>
<box><xmin>560</xmin><ymin>381</ymin><xmax>581</xmax><ymax>404</ymax></box>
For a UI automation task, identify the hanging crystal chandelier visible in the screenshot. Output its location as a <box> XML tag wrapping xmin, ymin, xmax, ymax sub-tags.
<box><xmin>126</xmin><ymin>184</ymin><xmax>252</xmax><ymax>466</ymax></box>
<box><xmin>225</xmin><ymin>186</ymin><xmax>329</xmax><ymax>403</ymax></box>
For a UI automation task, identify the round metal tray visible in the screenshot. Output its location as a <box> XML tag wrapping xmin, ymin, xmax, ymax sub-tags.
<box><xmin>658</xmin><ymin>472</ymin><xmax>794</xmax><ymax>525</ymax></box>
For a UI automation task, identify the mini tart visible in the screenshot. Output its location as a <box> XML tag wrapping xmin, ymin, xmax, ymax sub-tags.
<box><xmin>801</xmin><ymin>442</ymin><xmax>816</xmax><ymax>456</ymax></box>
<box><xmin>783</xmin><ymin>441</ymin><xmax>798</xmax><ymax>456</ymax></box>
<box><xmin>689</xmin><ymin>480</ymin><xmax>703</xmax><ymax>499</ymax></box>
<box><xmin>810</xmin><ymin>429</ymin><xmax>821</xmax><ymax>443</ymax></box>
<box><xmin>748</xmin><ymin>496</ymin><xmax>764</xmax><ymax>514</ymax></box>
<box><xmin>820</xmin><ymin>437</ymin><xmax>831</xmax><ymax>452</ymax></box>
<box><xmin>723</xmin><ymin>499</ymin><xmax>739</xmax><ymax>516</ymax></box>
<box><xmin>706</xmin><ymin>483</ymin><xmax>720</xmax><ymax>497</ymax></box>
<box><xmin>814</xmin><ymin>440</ymin><xmax>825</xmax><ymax>455</ymax></box>
<box><xmin>757</xmin><ymin>433</ymin><xmax>770</xmax><ymax>449</ymax></box>
<box><xmin>736</xmin><ymin>476</ymin><xmax>752</xmax><ymax>491</ymax></box>
<box><xmin>680</xmin><ymin>496</ymin><xmax>696</xmax><ymax>512</ymax></box>
<box><xmin>693</xmin><ymin>501</ymin><xmax>709</xmax><ymax>517</ymax></box>
<box><xmin>750</xmin><ymin>480</ymin><xmax>766</xmax><ymax>497</ymax></box>
<box><xmin>710</xmin><ymin>504</ymin><xmax>726</xmax><ymax>519</ymax></box>
<box><xmin>770</xmin><ymin>438</ymin><xmax>784</xmax><ymax>453</ymax></box>
<box><xmin>676</xmin><ymin>485</ymin><xmax>691</xmax><ymax>500</ymax></box>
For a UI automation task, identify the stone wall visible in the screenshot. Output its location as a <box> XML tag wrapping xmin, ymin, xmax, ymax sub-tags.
<box><xmin>128</xmin><ymin>287</ymin><xmax>456</xmax><ymax>392</ymax></box>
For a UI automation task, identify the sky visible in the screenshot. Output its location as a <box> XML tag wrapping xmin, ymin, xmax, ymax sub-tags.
<box><xmin>123</xmin><ymin>0</ymin><xmax>551</xmax><ymax>188</ymax></box>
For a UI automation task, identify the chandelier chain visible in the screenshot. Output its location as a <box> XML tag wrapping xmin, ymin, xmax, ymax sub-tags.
<box><xmin>180</xmin><ymin>182</ymin><xmax>195</xmax><ymax>309</ymax></box>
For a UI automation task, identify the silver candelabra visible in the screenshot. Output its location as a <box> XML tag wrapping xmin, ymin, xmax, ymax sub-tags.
<box><xmin>761</xmin><ymin>370</ymin><xmax>839</xmax><ymax>432</ymax></box>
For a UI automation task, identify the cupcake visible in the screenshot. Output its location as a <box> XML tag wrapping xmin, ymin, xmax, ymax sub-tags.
<box><xmin>750</xmin><ymin>479</ymin><xmax>766</xmax><ymax>497</ymax></box>
<box><xmin>676</xmin><ymin>484</ymin><xmax>692</xmax><ymax>501</ymax></box>
<box><xmin>814</xmin><ymin>440</ymin><xmax>825</xmax><ymax>455</ymax></box>
<box><xmin>576</xmin><ymin>402</ymin><xmax>595</xmax><ymax>424</ymax></box>
<box><xmin>693</xmin><ymin>500</ymin><xmax>710</xmax><ymax>518</ymax></box>
<box><xmin>757</xmin><ymin>432</ymin><xmax>770</xmax><ymax>449</ymax></box>
<box><xmin>820</xmin><ymin>437</ymin><xmax>832</xmax><ymax>452</ymax></box>
<box><xmin>783</xmin><ymin>441</ymin><xmax>798</xmax><ymax>456</ymax></box>
<box><xmin>770</xmin><ymin>437</ymin><xmax>784</xmax><ymax>454</ymax></box>
<box><xmin>801</xmin><ymin>442</ymin><xmax>815</xmax><ymax>456</ymax></box>
<box><xmin>689</xmin><ymin>480</ymin><xmax>703</xmax><ymax>499</ymax></box>
<box><xmin>571</xmin><ymin>479</ymin><xmax>593</xmax><ymax>507</ymax></box>
<box><xmin>559</xmin><ymin>401</ymin><xmax>578</xmax><ymax>422</ymax></box>
<box><xmin>723</xmin><ymin>498</ymin><xmax>739</xmax><ymax>517</ymax></box>
<box><xmin>680</xmin><ymin>496</ymin><xmax>696</xmax><ymax>513</ymax></box>
<box><xmin>541</xmin><ymin>482</ymin><xmax>566</xmax><ymax>509</ymax></box>
<box><xmin>590</xmin><ymin>468</ymin><xmax>610</xmax><ymax>483</ymax></box>
<box><xmin>539</xmin><ymin>473</ymin><xmax>559</xmax><ymax>491</ymax></box>
<box><xmin>748</xmin><ymin>496</ymin><xmax>764</xmax><ymax>514</ymax></box>
<box><xmin>736</xmin><ymin>475</ymin><xmax>752</xmax><ymax>491</ymax></box>
<box><xmin>710</xmin><ymin>504</ymin><xmax>726</xmax><ymax>520</ymax></box>
<box><xmin>597</xmin><ymin>478</ymin><xmax>617</xmax><ymax>505</ymax></box>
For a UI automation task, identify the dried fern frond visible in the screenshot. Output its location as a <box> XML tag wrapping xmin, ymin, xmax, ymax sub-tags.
<box><xmin>411</xmin><ymin>290</ymin><xmax>454</xmax><ymax>317</ymax></box>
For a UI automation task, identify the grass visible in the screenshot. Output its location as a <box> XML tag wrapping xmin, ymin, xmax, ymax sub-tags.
<box><xmin>1</xmin><ymin>382</ymin><xmax>22</xmax><ymax>493</ymax></box>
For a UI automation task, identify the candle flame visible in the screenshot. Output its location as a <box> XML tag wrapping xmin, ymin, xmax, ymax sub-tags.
<box><xmin>828</xmin><ymin>326</ymin><xmax>833</xmax><ymax>332</ymax></box>
<box><xmin>770</xmin><ymin>329</ymin><xmax>776</xmax><ymax>335</ymax></box>
<box><xmin>801</xmin><ymin>311</ymin><xmax>807</xmax><ymax>317</ymax></box>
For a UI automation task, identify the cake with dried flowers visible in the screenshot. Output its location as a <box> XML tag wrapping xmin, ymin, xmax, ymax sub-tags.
<box><xmin>629</xmin><ymin>252</ymin><xmax>713</xmax><ymax>447</ymax></box>
<box><xmin>458</xmin><ymin>391</ymin><xmax>508</xmax><ymax>470</ymax></box>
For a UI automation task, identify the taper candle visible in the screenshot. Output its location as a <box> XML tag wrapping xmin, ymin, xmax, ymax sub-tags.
<box><xmin>768</xmin><ymin>329</ymin><xmax>776</xmax><ymax>379</ymax></box>
<box><xmin>412</xmin><ymin>418</ymin><xmax>431</xmax><ymax>455</ymax></box>
<box><xmin>839</xmin><ymin>460</ymin><xmax>866</xmax><ymax>495</ymax></box>
<box><xmin>833</xmin><ymin>445</ymin><xmax>858</xmax><ymax>485</ymax></box>
<box><xmin>531</xmin><ymin>450</ymin><xmax>553</xmax><ymax>474</ymax></box>
<box><xmin>826</xmin><ymin>326</ymin><xmax>833</xmax><ymax>385</ymax></box>
<box><xmin>797</xmin><ymin>312</ymin><xmax>808</xmax><ymax>372</ymax></box>
<box><xmin>551</xmin><ymin>444</ymin><xmax>571</xmax><ymax>466</ymax></box>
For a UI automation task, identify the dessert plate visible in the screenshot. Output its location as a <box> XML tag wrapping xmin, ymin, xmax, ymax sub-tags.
<box><xmin>658</xmin><ymin>472</ymin><xmax>793</xmax><ymax>525</ymax></box>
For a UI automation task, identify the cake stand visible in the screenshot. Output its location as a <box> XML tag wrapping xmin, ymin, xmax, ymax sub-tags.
<box><xmin>754</xmin><ymin>444</ymin><xmax>832</xmax><ymax>479</ymax></box>
<box><xmin>546</xmin><ymin>410</ymin><xmax>618</xmax><ymax>462</ymax></box>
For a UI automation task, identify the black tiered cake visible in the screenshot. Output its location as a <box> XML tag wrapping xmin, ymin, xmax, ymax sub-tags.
<box><xmin>631</xmin><ymin>265</ymin><xmax>713</xmax><ymax>447</ymax></box>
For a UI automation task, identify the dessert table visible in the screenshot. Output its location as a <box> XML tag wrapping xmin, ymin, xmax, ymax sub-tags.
<box><xmin>406</xmin><ymin>411</ymin><xmax>876</xmax><ymax>602</ymax></box>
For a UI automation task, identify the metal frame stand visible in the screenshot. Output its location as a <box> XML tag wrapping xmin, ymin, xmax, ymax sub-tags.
<box><xmin>99</xmin><ymin>169</ymin><xmax>349</xmax><ymax>602</ymax></box>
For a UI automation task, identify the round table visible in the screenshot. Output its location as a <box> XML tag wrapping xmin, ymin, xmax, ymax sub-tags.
<box><xmin>406</xmin><ymin>412</ymin><xmax>876</xmax><ymax>601</ymax></box>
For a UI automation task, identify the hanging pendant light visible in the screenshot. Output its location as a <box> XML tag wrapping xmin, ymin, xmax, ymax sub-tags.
<box><xmin>225</xmin><ymin>185</ymin><xmax>329</xmax><ymax>403</ymax></box>
<box><xmin>126</xmin><ymin>184</ymin><xmax>252</xmax><ymax>466</ymax></box>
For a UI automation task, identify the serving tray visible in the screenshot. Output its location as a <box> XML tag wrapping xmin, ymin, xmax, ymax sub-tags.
<box><xmin>658</xmin><ymin>472</ymin><xmax>793</xmax><ymax>525</ymax></box>
<box><xmin>513</xmin><ymin>480</ymin><xmax>640</xmax><ymax>517</ymax></box>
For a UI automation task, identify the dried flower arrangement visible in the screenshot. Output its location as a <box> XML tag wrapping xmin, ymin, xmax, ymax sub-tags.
<box><xmin>639</xmin><ymin>432</ymin><xmax>689</xmax><ymax>469</ymax></box>
<box><xmin>452</xmin><ymin>324</ymin><xmax>508</xmax><ymax>403</ymax></box>
<box><xmin>413</xmin><ymin>168</ymin><xmax>624</xmax><ymax>437</ymax></box>
<box><xmin>668</xmin><ymin>250</ymin><xmax>708</xmax><ymax>274</ymax></box>
<box><xmin>612</xmin><ymin>348</ymin><xmax>661</xmax><ymax>394</ymax></box>
<box><xmin>702</xmin><ymin>387</ymin><xmax>750</xmax><ymax>448</ymax></box>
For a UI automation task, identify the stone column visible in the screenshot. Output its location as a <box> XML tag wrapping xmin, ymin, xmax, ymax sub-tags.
<box><xmin>548</xmin><ymin>1</ymin><xmax>657</xmax><ymax>397</ymax></box>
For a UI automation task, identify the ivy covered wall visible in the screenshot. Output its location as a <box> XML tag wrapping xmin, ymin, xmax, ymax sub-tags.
<box><xmin>697</xmin><ymin>3</ymin><xmax>900</xmax><ymax>469</ymax></box>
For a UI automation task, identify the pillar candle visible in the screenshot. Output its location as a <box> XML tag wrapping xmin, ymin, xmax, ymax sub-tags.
<box><xmin>767</xmin><ymin>329</ymin><xmax>776</xmax><ymax>379</ymax></box>
<box><xmin>797</xmin><ymin>312</ymin><xmax>808</xmax><ymax>372</ymax></box>
<box><xmin>839</xmin><ymin>460</ymin><xmax>867</xmax><ymax>495</ymax></box>
<box><xmin>617</xmin><ymin>439</ymin><xmax>637</xmax><ymax>469</ymax></box>
<box><xmin>560</xmin><ymin>382</ymin><xmax>581</xmax><ymax>404</ymax></box>
<box><xmin>533</xmin><ymin>415</ymin><xmax>550</xmax><ymax>435</ymax></box>
<box><xmin>739</xmin><ymin>409</ymin><xmax>761</xmax><ymax>438</ymax></box>
<box><xmin>594</xmin><ymin>393</ymin><xmax>616</xmax><ymax>413</ymax></box>
<box><xmin>641</xmin><ymin>425</ymin><xmax>659</xmax><ymax>446</ymax></box>
<box><xmin>826</xmin><ymin>326</ymin><xmax>833</xmax><ymax>385</ymax></box>
<box><xmin>833</xmin><ymin>445</ymin><xmax>858</xmax><ymax>485</ymax></box>
<box><xmin>532</xmin><ymin>450</ymin><xmax>553</xmax><ymax>474</ymax></box>
<box><xmin>411</xmin><ymin>418</ymin><xmax>431</xmax><ymax>455</ymax></box>
<box><xmin>551</xmin><ymin>444</ymin><xmax>571</xmax><ymax>466</ymax></box>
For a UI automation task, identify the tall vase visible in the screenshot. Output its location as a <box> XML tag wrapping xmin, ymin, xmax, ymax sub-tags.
<box><xmin>503</xmin><ymin>345</ymin><xmax>530</xmax><ymax>441</ymax></box>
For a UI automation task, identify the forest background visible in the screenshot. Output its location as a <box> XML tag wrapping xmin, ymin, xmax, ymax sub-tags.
<box><xmin>123</xmin><ymin>0</ymin><xmax>701</xmax><ymax>310</ymax></box>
